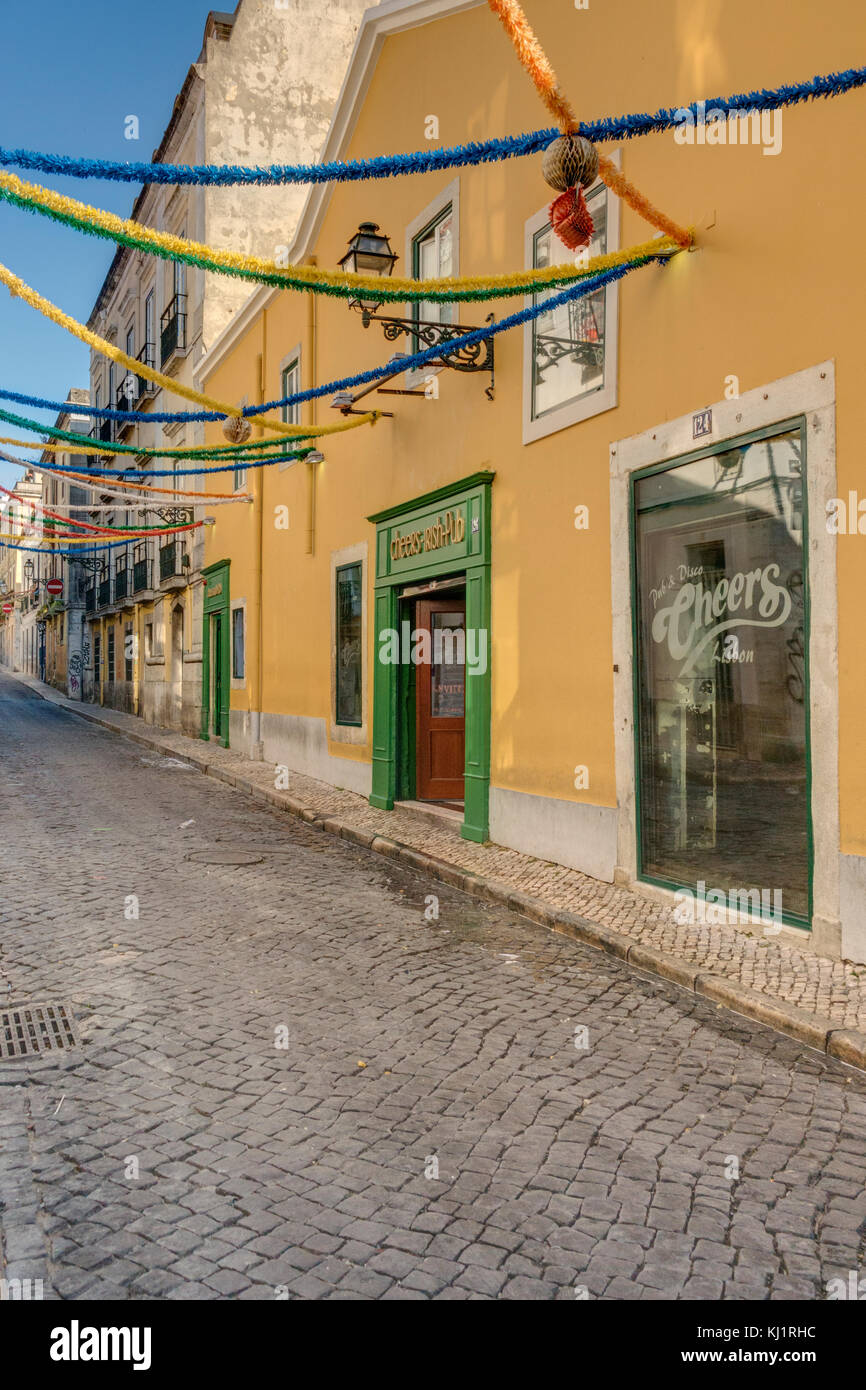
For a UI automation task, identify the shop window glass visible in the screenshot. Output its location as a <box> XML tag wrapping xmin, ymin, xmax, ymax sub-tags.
<box><xmin>633</xmin><ymin>426</ymin><xmax>808</xmax><ymax>920</ymax></box>
<box><xmin>336</xmin><ymin>563</ymin><xmax>362</xmax><ymax>726</ymax></box>
<box><xmin>232</xmin><ymin>606</ymin><xmax>245</xmax><ymax>680</ymax></box>
<box><xmin>431</xmin><ymin>611</ymin><xmax>466</xmax><ymax>717</ymax></box>
<box><xmin>413</xmin><ymin>205</ymin><xmax>454</xmax><ymax>331</ymax></box>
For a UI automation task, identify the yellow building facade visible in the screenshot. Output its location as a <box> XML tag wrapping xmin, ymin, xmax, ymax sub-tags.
<box><xmin>197</xmin><ymin>0</ymin><xmax>866</xmax><ymax>961</ymax></box>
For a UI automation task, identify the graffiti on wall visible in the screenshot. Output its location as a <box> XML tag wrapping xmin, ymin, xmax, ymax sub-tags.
<box><xmin>68</xmin><ymin>649</ymin><xmax>82</xmax><ymax>696</ymax></box>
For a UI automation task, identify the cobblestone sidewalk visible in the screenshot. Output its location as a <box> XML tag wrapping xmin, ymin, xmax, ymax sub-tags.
<box><xmin>12</xmin><ymin>670</ymin><xmax>866</xmax><ymax>1036</ymax></box>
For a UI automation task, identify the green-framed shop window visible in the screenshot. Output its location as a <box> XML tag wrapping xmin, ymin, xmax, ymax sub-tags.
<box><xmin>630</xmin><ymin>417</ymin><xmax>812</xmax><ymax>928</ymax></box>
<box><xmin>335</xmin><ymin>562</ymin><xmax>363</xmax><ymax>727</ymax></box>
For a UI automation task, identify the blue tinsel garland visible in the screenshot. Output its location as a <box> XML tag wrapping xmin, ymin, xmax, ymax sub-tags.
<box><xmin>1</xmin><ymin>254</ymin><xmax>661</xmax><ymax>441</ymax></box>
<box><xmin>0</xmin><ymin>64</ymin><xmax>862</xmax><ymax>186</ymax></box>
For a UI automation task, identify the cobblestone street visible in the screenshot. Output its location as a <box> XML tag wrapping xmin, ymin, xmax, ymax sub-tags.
<box><xmin>1</xmin><ymin>671</ymin><xmax>866</xmax><ymax>1302</ymax></box>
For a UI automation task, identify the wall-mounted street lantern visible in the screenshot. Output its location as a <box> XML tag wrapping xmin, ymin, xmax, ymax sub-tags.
<box><xmin>338</xmin><ymin>222</ymin><xmax>494</xmax><ymax>399</ymax></box>
<box><xmin>338</xmin><ymin>222</ymin><xmax>399</xmax><ymax>319</ymax></box>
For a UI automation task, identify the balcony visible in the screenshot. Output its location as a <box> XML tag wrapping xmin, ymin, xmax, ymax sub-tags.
<box><xmin>132</xmin><ymin>556</ymin><xmax>153</xmax><ymax>594</ymax></box>
<box><xmin>84</xmin><ymin>585</ymin><xmax>96</xmax><ymax>614</ymax></box>
<box><xmin>98</xmin><ymin>575</ymin><xmax>111</xmax><ymax>609</ymax></box>
<box><xmin>114</xmin><ymin>564</ymin><xmax>129</xmax><ymax>603</ymax></box>
<box><xmin>116</xmin><ymin>345</ymin><xmax>158</xmax><ymax>426</ymax></box>
<box><xmin>159</xmin><ymin>539</ymin><xmax>189</xmax><ymax>586</ymax></box>
<box><xmin>160</xmin><ymin>295</ymin><xmax>187</xmax><ymax>367</ymax></box>
<box><xmin>90</xmin><ymin>417</ymin><xmax>114</xmax><ymax>460</ymax></box>
<box><xmin>137</xmin><ymin>342</ymin><xmax>157</xmax><ymax>397</ymax></box>
<box><xmin>115</xmin><ymin>377</ymin><xmax>137</xmax><ymax>434</ymax></box>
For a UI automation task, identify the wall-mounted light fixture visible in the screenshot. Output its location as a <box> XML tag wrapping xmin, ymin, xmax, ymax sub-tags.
<box><xmin>338</xmin><ymin>222</ymin><xmax>494</xmax><ymax>400</ymax></box>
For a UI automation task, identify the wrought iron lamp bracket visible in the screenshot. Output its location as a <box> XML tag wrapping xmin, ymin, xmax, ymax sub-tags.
<box><xmin>356</xmin><ymin>308</ymin><xmax>495</xmax><ymax>401</ymax></box>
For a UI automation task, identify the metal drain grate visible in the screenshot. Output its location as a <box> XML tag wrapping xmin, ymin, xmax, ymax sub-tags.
<box><xmin>0</xmin><ymin>1002</ymin><xmax>80</xmax><ymax>1060</ymax></box>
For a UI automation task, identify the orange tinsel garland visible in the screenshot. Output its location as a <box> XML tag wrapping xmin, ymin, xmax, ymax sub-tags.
<box><xmin>486</xmin><ymin>0</ymin><xmax>579</xmax><ymax>134</ymax></box>
<box><xmin>597</xmin><ymin>154</ymin><xmax>692</xmax><ymax>248</ymax></box>
<box><xmin>486</xmin><ymin>0</ymin><xmax>693</xmax><ymax>250</ymax></box>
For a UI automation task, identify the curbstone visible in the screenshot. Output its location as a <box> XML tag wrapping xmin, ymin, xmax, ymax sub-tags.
<box><xmin>370</xmin><ymin>835</ymin><xmax>401</xmax><ymax>860</ymax></box>
<box><xmin>694</xmin><ymin>973</ymin><xmax>831</xmax><ymax>1053</ymax></box>
<box><xmin>552</xmin><ymin>911</ymin><xmax>632</xmax><ymax>960</ymax></box>
<box><xmin>626</xmin><ymin>943</ymin><xmax>702</xmax><ymax>990</ymax></box>
<box><xmin>506</xmin><ymin>891</ymin><xmax>556</xmax><ymax>926</ymax></box>
<box><xmin>826</xmin><ymin>1029</ymin><xmax>866</xmax><ymax>1070</ymax></box>
<box><xmin>338</xmin><ymin>824</ymin><xmax>378</xmax><ymax>851</ymax></box>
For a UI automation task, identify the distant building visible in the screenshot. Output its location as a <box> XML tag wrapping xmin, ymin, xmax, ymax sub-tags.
<box><xmin>39</xmin><ymin>390</ymin><xmax>94</xmax><ymax>699</ymax></box>
<box><xmin>0</xmin><ymin>468</ymin><xmax>44</xmax><ymax>676</ymax></box>
<box><xmin>83</xmin><ymin>0</ymin><xmax>368</xmax><ymax>734</ymax></box>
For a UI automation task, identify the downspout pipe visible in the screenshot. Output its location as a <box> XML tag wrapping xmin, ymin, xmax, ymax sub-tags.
<box><xmin>250</xmin><ymin>327</ymin><xmax>266</xmax><ymax>759</ymax></box>
<box><xmin>305</xmin><ymin>256</ymin><xmax>318</xmax><ymax>556</ymax></box>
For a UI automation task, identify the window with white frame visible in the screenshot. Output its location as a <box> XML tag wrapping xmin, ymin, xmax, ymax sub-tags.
<box><xmin>144</xmin><ymin>290</ymin><xmax>155</xmax><ymax>364</ymax></box>
<box><xmin>280</xmin><ymin>354</ymin><xmax>301</xmax><ymax>467</ymax></box>
<box><xmin>412</xmin><ymin>204</ymin><xmax>454</xmax><ymax>330</ymax></box>
<box><xmin>282</xmin><ymin>358</ymin><xmax>301</xmax><ymax>426</ymax></box>
<box><xmin>234</xmin><ymin>397</ymin><xmax>251</xmax><ymax>491</ymax></box>
<box><xmin>523</xmin><ymin>170</ymin><xmax>620</xmax><ymax>444</ymax></box>
<box><xmin>174</xmin><ymin>241</ymin><xmax>186</xmax><ymax>300</ymax></box>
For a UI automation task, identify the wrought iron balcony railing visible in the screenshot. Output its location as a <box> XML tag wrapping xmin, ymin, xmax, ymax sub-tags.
<box><xmin>92</xmin><ymin>418</ymin><xmax>114</xmax><ymax>446</ymax></box>
<box><xmin>98</xmin><ymin>575</ymin><xmax>111</xmax><ymax>609</ymax></box>
<box><xmin>159</xmin><ymin>539</ymin><xmax>189</xmax><ymax>582</ymax></box>
<box><xmin>160</xmin><ymin>295</ymin><xmax>187</xmax><ymax>367</ymax></box>
<box><xmin>137</xmin><ymin>342</ymin><xmax>157</xmax><ymax>397</ymax></box>
<box><xmin>114</xmin><ymin>565</ymin><xmax>129</xmax><ymax>603</ymax></box>
<box><xmin>132</xmin><ymin>557</ymin><xmax>152</xmax><ymax>594</ymax></box>
<box><xmin>116</xmin><ymin>378</ymin><xmax>137</xmax><ymax>428</ymax></box>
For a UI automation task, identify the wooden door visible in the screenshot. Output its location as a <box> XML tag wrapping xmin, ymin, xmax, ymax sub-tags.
<box><xmin>415</xmin><ymin>598</ymin><xmax>466</xmax><ymax>801</ymax></box>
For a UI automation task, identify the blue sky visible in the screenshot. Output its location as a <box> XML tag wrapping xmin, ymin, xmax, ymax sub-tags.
<box><xmin>0</xmin><ymin>0</ymin><xmax>221</xmax><ymax>488</ymax></box>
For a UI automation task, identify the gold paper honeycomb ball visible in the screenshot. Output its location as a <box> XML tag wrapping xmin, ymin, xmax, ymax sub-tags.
<box><xmin>222</xmin><ymin>414</ymin><xmax>253</xmax><ymax>444</ymax></box>
<box><xmin>542</xmin><ymin>134</ymin><xmax>599</xmax><ymax>192</ymax></box>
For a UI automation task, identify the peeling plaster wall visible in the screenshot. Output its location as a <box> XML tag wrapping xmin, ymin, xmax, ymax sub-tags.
<box><xmin>202</xmin><ymin>0</ymin><xmax>369</xmax><ymax>349</ymax></box>
<box><xmin>81</xmin><ymin>0</ymin><xmax>367</xmax><ymax>738</ymax></box>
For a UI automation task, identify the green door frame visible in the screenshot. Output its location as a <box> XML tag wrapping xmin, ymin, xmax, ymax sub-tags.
<box><xmin>201</xmin><ymin>559</ymin><xmax>230</xmax><ymax>748</ymax></box>
<box><xmin>368</xmin><ymin>471</ymin><xmax>493</xmax><ymax>843</ymax></box>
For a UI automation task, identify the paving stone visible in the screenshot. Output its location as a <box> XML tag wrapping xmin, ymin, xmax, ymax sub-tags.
<box><xmin>2</xmin><ymin>671</ymin><xmax>865</xmax><ymax>1303</ymax></box>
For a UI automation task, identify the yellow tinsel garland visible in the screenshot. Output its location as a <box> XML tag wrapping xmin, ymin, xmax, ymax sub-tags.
<box><xmin>0</xmin><ymin>256</ymin><xmax>379</xmax><ymax>439</ymax></box>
